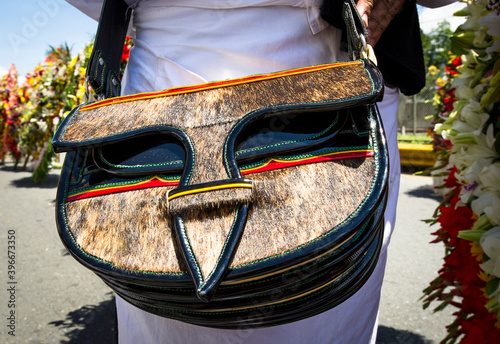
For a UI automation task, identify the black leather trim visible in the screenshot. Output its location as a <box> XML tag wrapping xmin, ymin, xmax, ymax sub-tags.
<box><xmin>86</xmin><ymin>0</ymin><xmax>130</xmax><ymax>98</ymax></box>
<box><xmin>173</xmin><ymin>204</ymin><xmax>249</xmax><ymax>302</ymax></box>
<box><xmin>91</xmin><ymin>133</ymin><xmax>185</xmax><ymax>177</ymax></box>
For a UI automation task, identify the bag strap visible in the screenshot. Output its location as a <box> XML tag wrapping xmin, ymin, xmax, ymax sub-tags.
<box><xmin>341</xmin><ymin>0</ymin><xmax>369</xmax><ymax>60</ymax></box>
<box><xmin>85</xmin><ymin>0</ymin><xmax>131</xmax><ymax>101</ymax></box>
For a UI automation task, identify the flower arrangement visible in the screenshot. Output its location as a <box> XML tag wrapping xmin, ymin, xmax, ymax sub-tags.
<box><xmin>423</xmin><ymin>0</ymin><xmax>500</xmax><ymax>342</ymax></box>
<box><xmin>19</xmin><ymin>45</ymin><xmax>87</xmax><ymax>182</ymax></box>
<box><xmin>0</xmin><ymin>37</ymin><xmax>132</xmax><ymax>182</ymax></box>
<box><xmin>0</xmin><ymin>65</ymin><xmax>22</xmax><ymax>167</ymax></box>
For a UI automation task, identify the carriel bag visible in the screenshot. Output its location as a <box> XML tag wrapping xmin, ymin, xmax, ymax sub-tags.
<box><xmin>52</xmin><ymin>0</ymin><xmax>388</xmax><ymax>328</ymax></box>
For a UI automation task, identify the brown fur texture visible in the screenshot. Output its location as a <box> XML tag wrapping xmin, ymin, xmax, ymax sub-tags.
<box><xmin>66</xmin><ymin>157</ymin><xmax>376</xmax><ymax>274</ymax></box>
<box><xmin>60</xmin><ymin>64</ymin><xmax>373</xmax><ymax>143</ymax></box>
<box><xmin>233</xmin><ymin>158</ymin><xmax>375</xmax><ymax>267</ymax></box>
<box><xmin>183</xmin><ymin>124</ymin><xmax>234</xmax><ymax>184</ymax></box>
<box><xmin>66</xmin><ymin>187</ymin><xmax>186</xmax><ymax>273</ymax></box>
<box><xmin>182</xmin><ymin>207</ymin><xmax>238</xmax><ymax>279</ymax></box>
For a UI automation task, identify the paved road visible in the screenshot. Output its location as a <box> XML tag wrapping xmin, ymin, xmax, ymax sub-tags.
<box><xmin>0</xmin><ymin>161</ymin><xmax>453</xmax><ymax>343</ymax></box>
<box><xmin>377</xmin><ymin>173</ymin><xmax>454</xmax><ymax>344</ymax></box>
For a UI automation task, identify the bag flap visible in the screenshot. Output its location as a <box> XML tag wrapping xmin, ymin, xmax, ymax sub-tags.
<box><xmin>53</xmin><ymin>59</ymin><xmax>383</xmax><ymax>153</ymax></box>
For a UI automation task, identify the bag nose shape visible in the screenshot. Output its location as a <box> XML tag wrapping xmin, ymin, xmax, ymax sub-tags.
<box><xmin>171</xmin><ymin>122</ymin><xmax>253</xmax><ymax>302</ymax></box>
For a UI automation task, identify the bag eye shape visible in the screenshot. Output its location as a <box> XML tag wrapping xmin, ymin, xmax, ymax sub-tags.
<box><xmin>93</xmin><ymin>133</ymin><xmax>185</xmax><ymax>177</ymax></box>
<box><xmin>234</xmin><ymin>109</ymin><xmax>347</xmax><ymax>163</ymax></box>
<box><xmin>233</xmin><ymin>106</ymin><xmax>374</xmax><ymax>170</ymax></box>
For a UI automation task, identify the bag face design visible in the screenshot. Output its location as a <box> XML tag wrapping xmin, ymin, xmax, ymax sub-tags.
<box><xmin>53</xmin><ymin>60</ymin><xmax>388</xmax><ymax>327</ymax></box>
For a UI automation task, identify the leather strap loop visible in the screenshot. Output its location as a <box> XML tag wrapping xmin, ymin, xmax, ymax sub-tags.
<box><xmin>86</xmin><ymin>0</ymin><xmax>131</xmax><ymax>99</ymax></box>
<box><xmin>342</xmin><ymin>0</ymin><xmax>369</xmax><ymax>60</ymax></box>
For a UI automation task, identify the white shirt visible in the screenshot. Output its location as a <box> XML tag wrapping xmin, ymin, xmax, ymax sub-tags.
<box><xmin>121</xmin><ymin>0</ymin><xmax>344</xmax><ymax>94</ymax></box>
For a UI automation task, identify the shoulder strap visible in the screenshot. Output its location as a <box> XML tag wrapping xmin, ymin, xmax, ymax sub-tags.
<box><xmin>86</xmin><ymin>0</ymin><xmax>131</xmax><ymax>101</ymax></box>
<box><xmin>321</xmin><ymin>0</ymin><xmax>368</xmax><ymax>59</ymax></box>
<box><xmin>321</xmin><ymin>0</ymin><xmax>425</xmax><ymax>95</ymax></box>
<box><xmin>341</xmin><ymin>0</ymin><xmax>368</xmax><ymax>60</ymax></box>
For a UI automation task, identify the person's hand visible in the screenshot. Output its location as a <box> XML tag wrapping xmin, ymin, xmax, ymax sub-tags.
<box><xmin>355</xmin><ymin>0</ymin><xmax>406</xmax><ymax>46</ymax></box>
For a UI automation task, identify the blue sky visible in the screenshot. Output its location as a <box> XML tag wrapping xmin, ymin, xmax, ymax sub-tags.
<box><xmin>0</xmin><ymin>0</ymin><xmax>97</xmax><ymax>78</ymax></box>
<box><xmin>0</xmin><ymin>0</ymin><xmax>465</xmax><ymax>81</ymax></box>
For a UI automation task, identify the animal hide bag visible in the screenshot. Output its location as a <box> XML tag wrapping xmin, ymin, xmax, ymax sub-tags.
<box><xmin>52</xmin><ymin>58</ymin><xmax>388</xmax><ymax>328</ymax></box>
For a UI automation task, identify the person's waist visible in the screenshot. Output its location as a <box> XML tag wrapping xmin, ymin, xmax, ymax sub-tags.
<box><xmin>132</xmin><ymin>0</ymin><xmax>328</xmax><ymax>36</ymax></box>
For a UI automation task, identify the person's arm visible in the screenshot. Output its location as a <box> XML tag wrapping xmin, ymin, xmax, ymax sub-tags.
<box><xmin>355</xmin><ymin>0</ymin><xmax>406</xmax><ymax>46</ymax></box>
<box><xmin>348</xmin><ymin>0</ymin><xmax>458</xmax><ymax>46</ymax></box>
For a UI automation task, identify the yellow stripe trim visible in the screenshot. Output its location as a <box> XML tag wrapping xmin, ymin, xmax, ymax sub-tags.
<box><xmin>168</xmin><ymin>182</ymin><xmax>253</xmax><ymax>201</ymax></box>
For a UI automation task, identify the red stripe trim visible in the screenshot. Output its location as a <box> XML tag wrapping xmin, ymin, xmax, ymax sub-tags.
<box><xmin>241</xmin><ymin>150</ymin><xmax>374</xmax><ymax>175</ymax></box>
<box><xmin>67</xmin><ymin>149</ymin><xmax>373</xmax><ymax>202</ymax></box>
<box><xmin>67</xmin><ymin>177</ymin><xmax>179</xmax><ymax>202</ymax></box>
<box><xmin>80</xmin><ymin>62</ymin><xmax>360</xmax><ymax>111</ymax></box>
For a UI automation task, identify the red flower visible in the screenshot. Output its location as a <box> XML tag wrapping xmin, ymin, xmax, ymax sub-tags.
<box><xmin>121</xmin><ymin>36</ymin><xmax>132</xmax><ymax>64</ymax></box>
<box><xmin>438</xmin><ymin>204</ymin><xmax>475</xmax><ymax>244</ymax></box>
<box><xmin>459</xmin><ymin>312</ymin><xmax>500</xmax><ymax>344</ymax></box>
<box><xmin>451</xmin><ymin>56</ymin><xmax>462</xmax><ymax>67</ymax></box>
<box><xmin>449</xmin><ymin>188</ymin><xmax>462</xmax><ymax>209</ymax></box>
<box><xmin>443</xmin><ymin>88</ymin><xmax>456</xmax><ymax>113</ymax></box>
<box><xmin>445</xmin><ymin>56</ymin><xmax>462</xmax><ymax>76</ymax></box>
<box><xmin>444</xmin><ymin>166</ymin><xmax>460</xmax><ymax>188</ymax></box>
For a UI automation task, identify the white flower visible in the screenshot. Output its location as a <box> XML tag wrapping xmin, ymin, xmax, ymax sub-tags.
<box><xmin>477</xmin><ymin>8</ymin><xmax>500</xmax><ymax>53</ymax></box>
<box><xmin>462</xmin><ymin>134</ymin><xmax>497</xmax><ymax>161</ymax></box>
<box><xmin>471</xmin><ymin>191</ymin><xmax>500</xmax><ymax>223</ymax></box>
<box><xmin>458</xmin><ymin>1</ymin><xmax>484</xmax><ymax>32</ymax></box>
<box><xmin>36</xmin><ymin>120</ymin><xmax>48</xmax><ymax>133</ymax></box>
<box><xmin>460</xmin><ymin>99</ymin><xmax>490</xmax><ymax>129</ymax></box>
<box><xmin>456</xmin><ymin>51</ymin><xmax>481</xmax><ymax>79</ymax></box>
<box><xmin>57</xmin><ymin>65</ymin><xmax>67</xmax><ymax>78</ymax></box>
<box><xmin>485</xmin><ymin>201</ymin><xmax>500</xmax><ymax>226</ymax></box>
<box><xmin>480</xmin><ymin>226</ymin><xmax>500</xmax><ymax>277</ymax></box>
<box><xmin>449</xmin><ymin>121</ymin><xmax>477</xmax><ymax>136</ymax></box>
<box><xmin>485</xmin><ymin>124</ymin><xmax>496</xmax><ymax>148</ymax></box>
<box><xmin>486</xmin><ymin>40</ymin><xmax>500</xmax><ymax>54</ymax></box>
<box><xmin>458</xmin><ymin>158</ymin><xmax>491</xmax><ymax>202</ymax></box>
<box><xmin>454</xmin><ymin>82</ymin><xmax>484</xmax><ymax>101</ymax></box>
<box><xmin>478</xmin><ymin>11</ymin><xmax>500</xmax><ymax>38</ymax></box>
<box><xmin>480</xmin><ymin>256</ymin><xmax>500</xmax><ymax>278</ymax></box>
<box><xmin>479</xmin><ymin>163</ymin><xmax>500</xmax><ymax>191</ymax></box>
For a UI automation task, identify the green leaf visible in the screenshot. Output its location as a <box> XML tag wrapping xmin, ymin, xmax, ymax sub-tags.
<box><xmin>471</xmin><ymin>214</ymin><xmax>493</xmax><ymax>231</ymax></box>
<box><xmin>458</xmin><ymin>229</ymin><xmax>486</xmax><ymax>241</ymax></box>
<box><xmin>486</xmin><ymin>278</ymin><xmax>500</xmax><ymax>297</ymax></box>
